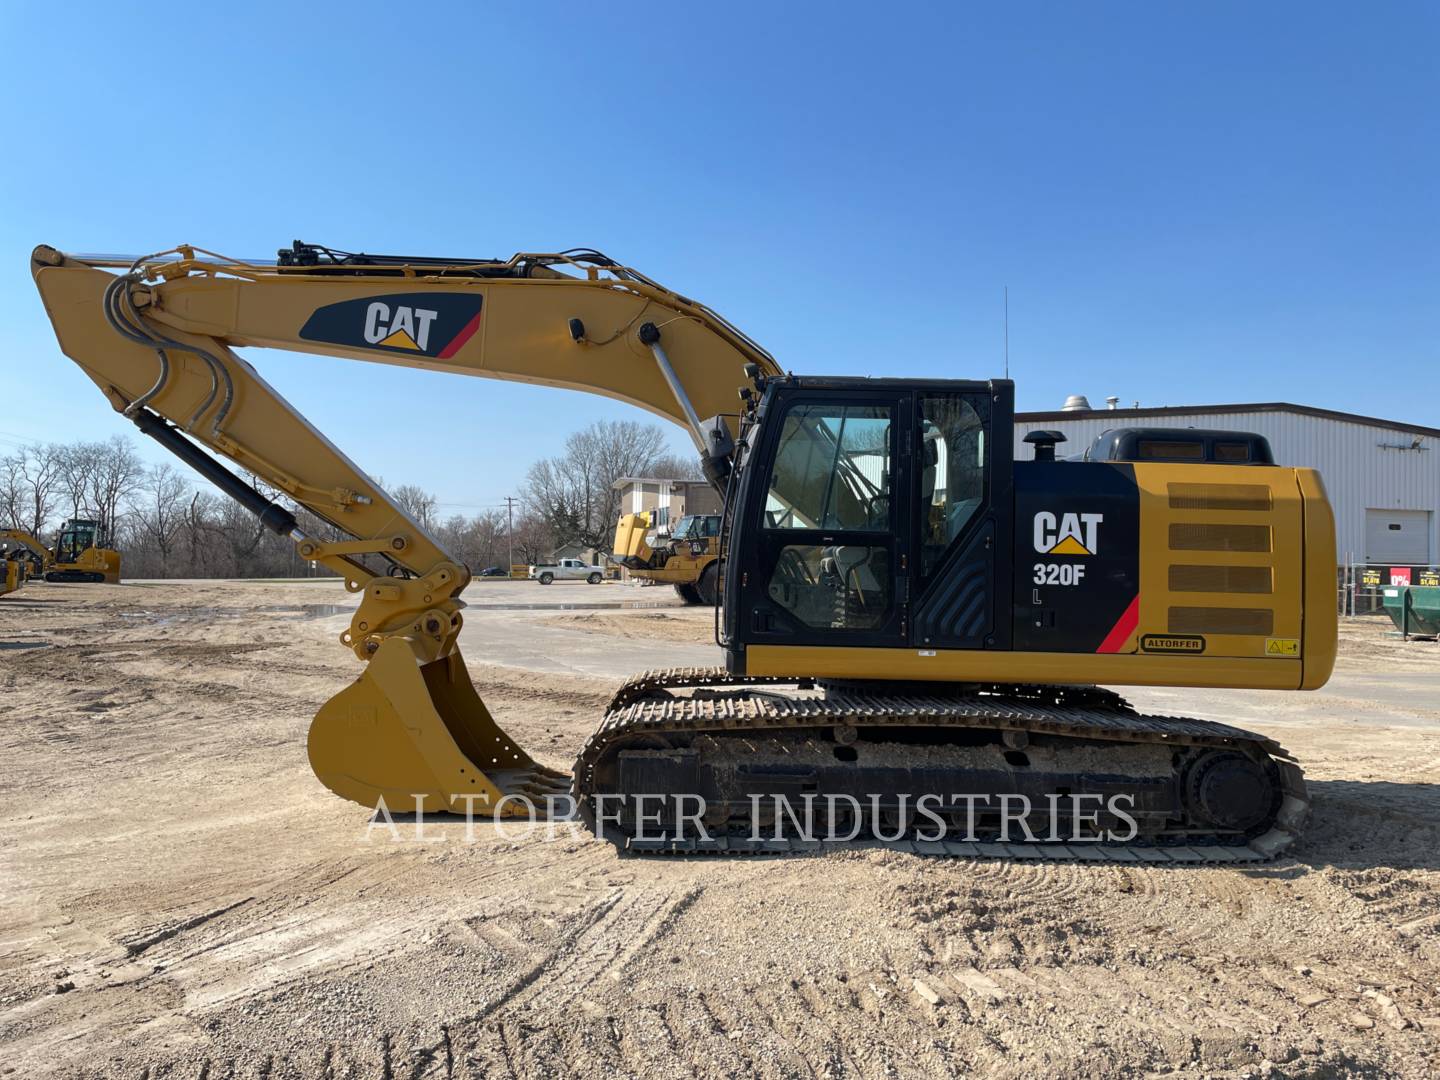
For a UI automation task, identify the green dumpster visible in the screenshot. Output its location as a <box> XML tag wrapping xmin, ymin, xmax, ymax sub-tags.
<box><xmin>1381</xmin><ymin>585</ymin><xmax>1440</xmax><ymax>638</ymax></box>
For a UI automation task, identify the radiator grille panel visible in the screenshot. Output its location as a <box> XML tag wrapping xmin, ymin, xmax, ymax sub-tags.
<box><xmin>1168</xmin><ymin>483</ymin><xmax>1273</xmax><ymax>512</ymax></box>
<box><xmin>1168</xmin><ymin>564</ymin><xmax>1273</xmax><ymax>594</ymax></box>
<box><xmin>1169</xmin><ymin>606</ymin><xmax>1275</xmax><ymax>636</ymax></box>
<box><xmin>1169</xmin><ymin>523</ymin><xmax>1272</xmax><ymax>552</ymax></box>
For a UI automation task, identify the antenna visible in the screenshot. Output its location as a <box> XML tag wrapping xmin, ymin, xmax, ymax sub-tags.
<box><xmin>1003</xmin><ymin>286</ymin><xmax>1010</xmax><ymax>380</ymax></box>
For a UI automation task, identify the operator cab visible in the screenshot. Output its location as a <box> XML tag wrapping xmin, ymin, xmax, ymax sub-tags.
<box><xmin>726</xmin><ymin>376</ymin><xmax>1007</xmax><ymax>663</ymax></box>
<box><xmin>666</xmin><ymin>514</ymin><xmax>722</xmax><ymax>561</ymax></box>
<box><xmin>54</xmin><ymin>518</ymin><xmax>106</xmax><ymax>564</ymax></box>
<box><xmin>670</xmin><ymin>514</ymin><xmax>721</xmax><ymax>542</ymax></box>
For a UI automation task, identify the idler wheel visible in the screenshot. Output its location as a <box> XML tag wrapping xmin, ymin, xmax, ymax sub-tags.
<box><xmin>1184</xmin><ymin>751</ymin><xmax>1275</xmax><ymax>831</ymax></box>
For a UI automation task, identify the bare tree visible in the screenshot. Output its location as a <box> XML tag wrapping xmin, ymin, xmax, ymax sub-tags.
<box><xmin>9</xmin><ymin>444</ymin><xmax>63</xmax><ymax>537</ymax></box>
<box><xmin>215</xmin><ymin>493</ymin><xmax>273</xmax><ymax>574</ymax></box>
<box><xmin>0</xmin><ymin>454</ymin><xmax>26</xmax><ymax>531</ymax></box>
<box><xmin>649</xmin><ymin>452</ymin><xmax>704</xmax><ymax>482</ymax></box>
<box><xmin>522</xmin><ymin>456</ymin><xmax>583</xmax><ymax>552</ymax></box>
<box><xmin>434</xmin><ymin>507</ymin><xmax>509</xmax><ymax>571</ymax></box>
<box><xmin>180</xmin><ymin>491</ymin><xmax>228</xmax><ymax>577</ymax></box>
<box><xmin>509</xmin><ymin>511</ymin><xmax>557</xmax><ymax>566</ymax></box>
<box><xmin>56</xmin><ymin>443</ymin><xmax>100</xmax><ymax>524</ymax></box>
<box><xmin>87</xmin><ymin>436</ymin><xmax>145</xmax><ymax>541</ymax></box>
<box><xmin>522</xmin><ymin>420</ymin><xmax>681</xmax><ymax>551</ymax></box>
<box><xmin>391</xmin><ymin>483</ymin><xmax>438</xmax><ymax>531</ymax></box>
<box><xmin>471</xmin><ymin>508</ymin><xmax>508</xmax><ymax>568</ymax></box>
<box><xmin>131</xmin><ymin>464</ymin><xmax>190</xmax><ymax>573</ymax></box>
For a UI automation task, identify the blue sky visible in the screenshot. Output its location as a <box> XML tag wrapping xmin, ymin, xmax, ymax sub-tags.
<box><xmin>1</xmin><ymin>2</ymin><xmax>1434</xmax><ymax>512</ymax></box>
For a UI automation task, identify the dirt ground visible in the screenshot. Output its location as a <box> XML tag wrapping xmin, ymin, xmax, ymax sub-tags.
<box><xmin>542</xmin><ymin>609</ymin><xmax>717</xmax><ymax>643</ymax></box>
<box><xmin>1</xmin><ymin>580</ymin><xmax>1438</xmax><ymax>1079</ymax></box>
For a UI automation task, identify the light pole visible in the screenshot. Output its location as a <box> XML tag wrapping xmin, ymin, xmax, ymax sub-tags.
<box><xmin>505</xmin><ymin>496</ymin><xmax>517</xmax><ymax>579</ymax></box>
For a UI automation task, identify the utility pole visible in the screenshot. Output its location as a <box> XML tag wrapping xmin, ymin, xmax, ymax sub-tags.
<box><xmin>505</xmin><ymin>496</ymin><xmax>517</xmax><ymax>579</ymax></box>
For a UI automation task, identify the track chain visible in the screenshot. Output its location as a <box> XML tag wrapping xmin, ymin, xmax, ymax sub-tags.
<box><xmin>576</xmin><ymin>668</ymin><xmax>1309</xmax><ymax>864</ymax></box>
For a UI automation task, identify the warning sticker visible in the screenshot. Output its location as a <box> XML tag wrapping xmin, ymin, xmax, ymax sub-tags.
<box><xmin>1265</xmin><ymin>638</ymin><xmax>1300</xmax><ymax>657</ymax></box>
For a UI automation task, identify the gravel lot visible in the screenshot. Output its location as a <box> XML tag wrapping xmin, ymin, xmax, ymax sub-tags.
<box><xmin>1</xmin><ymin>579</ymin><xmax>1437</xmax><ymax>1078</ymax></box>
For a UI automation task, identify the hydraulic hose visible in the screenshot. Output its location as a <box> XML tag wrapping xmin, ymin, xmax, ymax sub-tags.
<box><xmin>102</xmin><ymin>271</ymin><xmax>235</xmax><ymax>433</ymax></box>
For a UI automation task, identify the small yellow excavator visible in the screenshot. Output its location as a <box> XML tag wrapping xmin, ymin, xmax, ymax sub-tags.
<box><xmin>31</xmin><ymin>241</ymin><xmax>1336</xmax><ymax>861</ymax></box>
<box><xmin>0</xmin><ymin>520</ymin><xmax>122</xmax><ymax>583</ymax></box>
<box><xmin>611</xmin><ymin>510</ymin><xmax>721</xmax><ymax>604</ymax></box>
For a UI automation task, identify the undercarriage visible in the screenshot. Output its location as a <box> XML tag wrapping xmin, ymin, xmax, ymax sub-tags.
<box><xmin>574</xmin><ymin>668</ymin><xmax>1309</xmax><ymax>862</ymax></box>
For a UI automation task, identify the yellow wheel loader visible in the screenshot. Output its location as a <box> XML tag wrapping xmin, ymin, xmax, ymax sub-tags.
<box><xmin>611</xmin><ymin>511</ymin><xmax>721</xmax><ymax>604</ymax></box>
<box><xmin>31</xmin><ymin>241</ymin><xmax>1335</xmax><ymax>860</ymax></box>
<box><xmin>1</xmin><ymin>520</ymin><xmax>122</xmax><ymax>583</ymax></box>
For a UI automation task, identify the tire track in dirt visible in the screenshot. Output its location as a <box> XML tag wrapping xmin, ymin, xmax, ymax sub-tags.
<box><xmin>640</xmin><ymin>1000</ymin><xmax>703</xmax><ymax>1080</ymax></box>
<box><xmin>463</xmin><ymin>884</ymin><xmax>697</xmax><ymax>1023</ymax></box>
<box><xmin>782</xmin><ymin>978</ymin><xmax>889</xmax><ymax>1078</ymax></box>
<box><xmin>151</xmin><ymin>843</ymin><xmax>621</xmax><ymax>1011</ymax></box>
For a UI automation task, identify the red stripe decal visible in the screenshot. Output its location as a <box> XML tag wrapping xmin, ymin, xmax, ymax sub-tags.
<box><xmin>1096</xmin><ymin>595</ymin><xmax>1140</xmax><ymax>653</ymax></box>
<box><xmin>437</xmin><ymin>310</ymin><xmax>482</xmax><ymax>359</ymax></box>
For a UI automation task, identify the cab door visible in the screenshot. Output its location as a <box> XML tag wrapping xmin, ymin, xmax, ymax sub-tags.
<box><xmin>909</xmin><ymin>387</ymin><xmax>1012</xmax><ymax>650</ymax></box>
<box><xmin>735</xmin><ymin>389</ymin><xmax>911</xmax><ymax>648</ymax></box>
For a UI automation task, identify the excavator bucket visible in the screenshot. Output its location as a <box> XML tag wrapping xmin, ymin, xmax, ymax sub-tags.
<box><xmin>308</xmin><ymin>637</ymin><xmax>570</xmax><ymax>817</ymax></box>
<box><xmin>609</xmin><ymin>512</ymin><xmax>655</xmax><ymax>570</ymax></box>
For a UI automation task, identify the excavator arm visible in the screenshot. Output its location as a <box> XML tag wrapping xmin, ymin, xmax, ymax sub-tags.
<box><xmin>0</xmin><ymin>530</ymin><xmax>55</xmax><ymax>571</ymax></box>
<box><xmin>31</xmin><ymin>241</ymin><xmax>780</xmax><ymax>814</ymax></box>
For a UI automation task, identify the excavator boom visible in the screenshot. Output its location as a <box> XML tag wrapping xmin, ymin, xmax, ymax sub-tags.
<box><xmin>31</xmin><ymin>242</ymin><xmax>778</xmax><ymax>816</ymax></box>
<box><xmin>0</xmin><ymin>530</ymin><xmax>54</xmax><ymax>572</ymax></box>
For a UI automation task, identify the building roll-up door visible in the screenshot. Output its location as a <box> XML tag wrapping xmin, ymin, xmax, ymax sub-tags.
<box><xmin>1364</xmin><ymin>509</ymin><xmax>1431</xmax><ymax>564</ymax></box>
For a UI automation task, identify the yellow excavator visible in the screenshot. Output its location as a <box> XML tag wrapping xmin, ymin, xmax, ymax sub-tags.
<box><xmin>611</xmin><ymin>510</ymin><xmax>721</xmax><ymax>604</ymax></box>
<box><xmin>0</xmin><ymin>519</ymin><xmax>122</xmax><ymax>583</ymax></box>
<box><xmin>31</xmin><ymin>241</ymin><xmax>1335</xmax><ymax>861</ymax></box>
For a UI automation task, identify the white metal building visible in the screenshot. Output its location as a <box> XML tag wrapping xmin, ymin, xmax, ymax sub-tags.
<box><xmin>1014</xmin><ymin>399</ymin><xmax>1440</xmax><ymax>568</ymax></box>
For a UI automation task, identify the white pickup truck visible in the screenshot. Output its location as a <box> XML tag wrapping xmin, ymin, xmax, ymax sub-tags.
<box><xmin>529</xmin><ymin>558</ymin><xmax>604</xmax><ymax>585</ymax></box>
